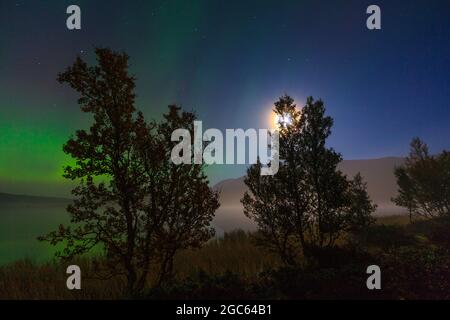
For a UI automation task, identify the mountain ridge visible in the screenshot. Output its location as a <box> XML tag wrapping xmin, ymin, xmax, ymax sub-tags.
<box><xmin>0</xmin><ymin>192</ymin><xmax>72</xmax><ymax>204</ymax></box>
<box><xmin>212</xmin><ymin>156</ymin><xmax>407</xmax><ymax>231</ymax></box>
<box><xmin>1</xmin><ymin>157</ymin><xmax>407</xmax><ymax>231</ymax></box>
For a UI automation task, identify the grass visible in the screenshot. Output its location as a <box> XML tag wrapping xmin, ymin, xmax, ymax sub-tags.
<box><xmin>1</xmin><ymin>214</ymin><xmax>449</xmax><ymax>300</ymax></box>
<box><xmin>0</xmin><ymin>259</ymin><xmax>124</xmax><ymax>299</ymax></box>
<box><xmin>0</xmin><ymin>230</ymin><xmax>279</xmax><ymax>299</ymax></box>
<box><xmin>375</xmin><ymin>214</ymin><xmax>410</xmax><ymax>225</ymax></box>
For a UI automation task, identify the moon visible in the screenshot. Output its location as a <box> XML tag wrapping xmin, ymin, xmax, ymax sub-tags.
<box><xmin>273</xmin><ymin>113</ymin><xmax>292</xmax><ymax>128</ymax></box>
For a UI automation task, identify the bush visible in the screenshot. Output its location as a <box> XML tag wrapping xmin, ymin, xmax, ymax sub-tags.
<box><xmin>144</xmin><ymin>270</ymin><xmax>258</xmax><ymax>300</ymax></box>
<box><xmin>380</xmin><ymin>246</ymin><xmax>450</xmax><ymax>299</ymax></box>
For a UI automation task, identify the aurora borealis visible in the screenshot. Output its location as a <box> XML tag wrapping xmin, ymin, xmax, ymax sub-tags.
<box><xmin>0</xmin><ymin>0</ymin><xmax>449</xmax><ymax>197</ymax></box>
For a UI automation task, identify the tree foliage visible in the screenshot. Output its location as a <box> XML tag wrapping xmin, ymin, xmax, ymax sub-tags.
<box><xmin>393</xmin><ymin>137</ymin><xmax>450</xmax><ymax>219</ymax></box>
<box><xmin>39</xmin><ymin>48</ymin><xmax>219</xmax><ymax>296</ymax></box>
<box><xmin>241</xmin><ymin>95</ymin><xmax>376</xmax><ymax>265</ymax></box>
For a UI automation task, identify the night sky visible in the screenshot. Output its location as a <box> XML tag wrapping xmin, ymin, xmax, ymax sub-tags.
<box><xmin>0</xmin><ymin>0</ymin><xmax>449</xmax><ymax>197</ymax></box>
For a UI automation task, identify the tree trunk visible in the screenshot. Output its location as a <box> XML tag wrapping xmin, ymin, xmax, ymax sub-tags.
<box><xmin>126</xmin><ymin>266</ymin><xmax>137</xmax><ymax>298</ymax></box>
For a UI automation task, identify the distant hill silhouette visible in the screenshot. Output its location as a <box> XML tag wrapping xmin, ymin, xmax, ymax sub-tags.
<box><xmin>0</xmin><ymin>193</ymin><xmax>71</xmax><ymax>205</ymax></box>
<box><xmin>0</xmin><ymin>157</ymin><xmax>407</xmax><ymax>232</ymax></box>
<box><xmin>212</xmin><ymin>157</ymin><xmax>407</xmax><ymax>232</ymax></box>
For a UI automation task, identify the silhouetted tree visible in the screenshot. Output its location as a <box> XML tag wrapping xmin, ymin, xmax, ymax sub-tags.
<box><xmin>393</xmin><ymin>138</ymin><xmax>450</xmax><ymax>219</ymax></box>
<box><xmin>242</xmin><ymin>96</ymin><xmax>375</xmax><ymax>265</ymax></box>
<box><xmin>39</xmin><ymin>48</ymin><xmax>219</xmax><ymax>296</ymax></box>
<box><xmin>393</xmin><ymin>166</ymin><xmax>415</xmax><ymax>223</ymax></box>
<box><xmin>135</xmin><ymin>105</ymin><xmax>219</xmax><ymax>288</ymax></box>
